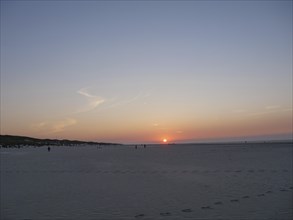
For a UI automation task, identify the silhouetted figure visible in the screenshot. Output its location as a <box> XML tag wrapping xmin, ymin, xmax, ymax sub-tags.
<box><xmin>135</xmin><ymin>145</ymin><xmax>137</xmax><ymax>149</ymax></box>
<box><xmin>48</xmin><ymin>147</ymin><xmax>51</xmax><ymax>152</ymax></box>
<box><xmin>144</xmin><ymin>144</ymin><xmax>146</xmax><ymax>148</ymax></box>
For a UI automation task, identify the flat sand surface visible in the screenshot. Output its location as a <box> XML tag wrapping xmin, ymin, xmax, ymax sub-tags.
<box><xmin>1</xmin><ymin>143</ymin><xmax>292</xmax><ymax>219</ymax></box>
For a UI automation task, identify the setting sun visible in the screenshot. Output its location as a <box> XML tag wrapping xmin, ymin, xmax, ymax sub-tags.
<box><xmin>163</xmin><ymin>138</ymin><xmax>168</xmax><ymax>143</ymax></box>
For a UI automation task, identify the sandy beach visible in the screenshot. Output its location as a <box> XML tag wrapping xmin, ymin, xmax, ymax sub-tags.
<box><xmin>0</xmin><ymin>143</ymin><xmax>292</xmax><ymax>220</ymax></box>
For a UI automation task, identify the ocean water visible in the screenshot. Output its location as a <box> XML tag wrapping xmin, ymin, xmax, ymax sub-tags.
<box><xmin>1</xmin><ymin>143</ymin><xmax>292</xmax><ymax>220</ymax></box>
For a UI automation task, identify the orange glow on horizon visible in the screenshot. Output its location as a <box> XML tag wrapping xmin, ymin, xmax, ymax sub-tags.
<box><xmin>163</xmin><ymin>138</ymin><xmax>168</xmax><ymax>143</ymax></box>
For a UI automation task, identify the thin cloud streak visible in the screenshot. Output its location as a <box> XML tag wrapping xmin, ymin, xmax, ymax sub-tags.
<box><xmin>32</xmin><ymin>118</ymin><xmax>77</xmax><ymax>134</ymax></box>
<box><xmin>52</xmin><ymin>118</ymin><xmax>77</xmax><ymax>133</ymax></box>
<box><xmin>249</xmin><ymin>107</ymin><xmax>292</xmax><ymax>117</ymax></box>
<box><xmin>77</xmin><ymin>89</ymin><xmax>96</xmax><ymax>98</ymax></box>
<box><xmin>76</xmin><ymin>88</ymin><xmax>105</xmax><ymax>113</ymax></box>
<box><xmin>265</xmin><ymin>105</ymin><xmax>281</xmax><ymax>110</ymax></box>
<box><xmin>102</xmin><ymin>91</ymin><xmax>152</xmax><ymax>110</ymax></box>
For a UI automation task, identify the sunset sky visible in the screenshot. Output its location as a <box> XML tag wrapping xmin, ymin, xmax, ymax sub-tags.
<box><xmin>1</xmin><ymin>1</ymin><xmax>292</xmax><ymax>144</ymax></box>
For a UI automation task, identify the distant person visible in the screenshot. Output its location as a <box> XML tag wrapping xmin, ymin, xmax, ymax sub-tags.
<box><xmin>48</xmin><ymin>146</ymin><xmax>51</xmax><ymax>152</ymax></box>
<box><xmin>135</xmin><ymin>145</ymin><xmax>137</xmax><ymax>149</ymax></box>
<box><xmin>144</xmin><ymin>144</ymin><xmax>146</xmax><ymax>148</ymax></box>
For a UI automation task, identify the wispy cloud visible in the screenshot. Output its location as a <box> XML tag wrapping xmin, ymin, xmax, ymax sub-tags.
<box><xmin>51</xmin><ymin>118</ymin><xmax>77</xmax><ymax>133</ymax></box>
<box><xmin>77</xmin><ymin>89</ymin><xmax>96</xmax><ymax>98</ymax></box>
<box><xmin>249</xmin><ymin>105</ymin><xmax>291</xmax><ymax>117</ymax></box>
<box><xmin>77</xmin><ymin>88</ymin><xmax>105</xmax><ymax>113</ymax></box>
<box><xmin>231</xmin><ymin>105</ymin><xmax>292</xmax><ymax>119</ymax></box>
<box><xmin>265</xmin><ymin>105</ymin><xmax>280</xmax><ymax>110</ymax></box>
<box><xmin>33</xmin><ymin>118</ymin><xmax>77</xmax><ymax>134</ymax></box>
<box><xmin>103</xmin><ymin>91</ymin><xmax>152</xmax><ymax>109</ymax></box>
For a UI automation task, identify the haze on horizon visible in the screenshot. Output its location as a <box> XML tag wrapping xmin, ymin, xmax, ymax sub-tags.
<box><xmin>1</xmin><ymin>1</ymin><xmax>292</xmax><ymax>144</ymax></box>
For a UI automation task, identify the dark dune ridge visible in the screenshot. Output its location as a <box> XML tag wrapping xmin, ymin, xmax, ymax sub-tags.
<box><xmin>0</xmin><ymin>135</ymin><xmax>121</xmax><ymax>147</ymax></box>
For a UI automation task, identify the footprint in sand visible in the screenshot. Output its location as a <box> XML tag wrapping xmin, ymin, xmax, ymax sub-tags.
<box><xmin>242</xmin><ymin>196</ymin><xmax>250</xmax><ymax>199</ymax></box>
<box><xmin>214</xmin><ymin>201</ymin><xmax>223</xmax><ymax>205</ymax></box>
<box><xmin>289</xmin><ymin>186</ymin><xmax>293</xmax><ymax>190</ymax></box>
<box><xmin>280</xmin><ymin>189</ymin><xmax>288</xmax><ymax>192</ymax></box>
<box><xmin>230</xmin><ymin>199</ymin><xmax>239</xmax><ymax>202</ymax></box>
<box><xmin>181</xmin><ymin>208</ymin><xmax>192</xmax><ymax>212</ymax></box>
<box><xmin>266</xmin><ymin>191</ymin><xmax>273</xmax><ymax>194</ymax></box>
<box><xmin>201</xmin><ymin>206</ymin><xmax>212</xmax><ymax>210</ymax></box>
<box><xmin>160</xmin><ymin>212</ymin><xmax>171</xmax><ymax>216</ymax></box>
<box><xmin>257</xmin><ymin>194</ymin><xmax>265</xmax><ymax>197</ymax></box>
<box><xmin>135</xmin><ymin>214</ymin><xmax>145</xmax><ymax>218</ymax></box>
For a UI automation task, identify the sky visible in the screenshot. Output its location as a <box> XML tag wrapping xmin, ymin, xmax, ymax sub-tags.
<box><xmin>1</xmin><ymin>0</ymin><xmax>292</xmax><ymax>144</ymax></box>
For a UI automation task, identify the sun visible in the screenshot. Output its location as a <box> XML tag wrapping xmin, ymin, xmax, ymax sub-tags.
<box><xmin>163</xmin><ymin>138</ymin><xmax>168</xmax><ymax>143</ymax></box>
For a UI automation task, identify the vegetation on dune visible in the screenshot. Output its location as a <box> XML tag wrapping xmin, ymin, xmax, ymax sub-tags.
<box><xmin>0</xmin><ymin>135</ymin><xmax>121</xmax><ymax>148</ymax></box>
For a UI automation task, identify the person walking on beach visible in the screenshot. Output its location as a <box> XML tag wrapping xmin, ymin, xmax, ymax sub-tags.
<box><xmin>47</xmin><ymin>146</ymin><xmax>51</xmax><ymax>152</ymax></box>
